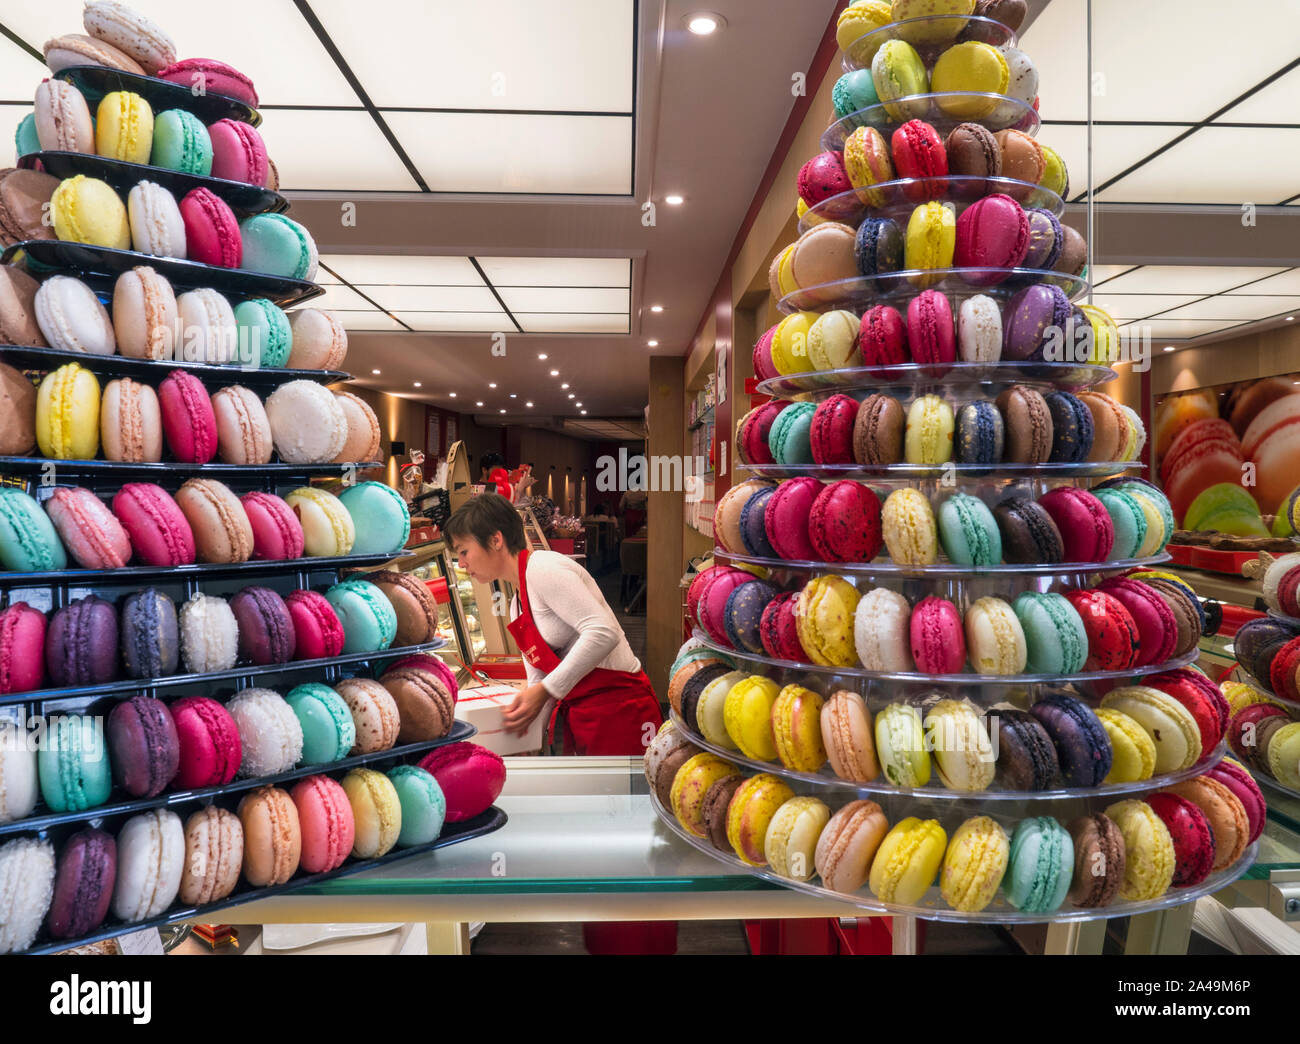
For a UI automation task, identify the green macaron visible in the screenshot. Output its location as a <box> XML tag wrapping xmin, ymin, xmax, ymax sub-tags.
<box><xmin>150</xmin><ymin>109</ymin><xmax>213</xmax><ymax>175</ymax></box>
<box><xmin>1013</xmin><ymin>591</ymin><xmax>1088</xmax><ymax>674</ymax></box>
<box><xmin>1094</xmin><ymin>488</ymin><xmax>1148</xmax><ymax>560</ymax></box>
<box><xmin>232</xmin><ymin>298</ymin><xmax>292</xmax><ymax>369</ymax></box>
<box><xmin>338</xmin><ymin>481</ymin><xmax>411</xmax><ymax>554</ymax></box>
<box><xmin>0</xmin><ymin>488</ymin><xmax>68</xmax><ymax>572</ymax></box>
<box><xmin>325</xmin><ymin>579</ymin><xmax>398</xmax><ymax>654</ymax></box>
<box><xmin>387</xmin><ymin>765</ymin><xmax>446</xmax><ymax>847</ymax></box>
<box><xmin>1005</xmin><ymin>816</ymin><xmax>1074</xmax><ymax>913</ymax></box>
<box><xmin>239</xmin><ymin>213</ymin><xmax>318</xmax><ymax>280</ymax></box>
<box><xmin>14</xmin><ymin>112</ymin><xmax>39</xmax><ymax>158</ymax></box>
<box><xmin>37</xmin><ymin>715</ymin><xmax>112</xmax><ymax>813</ymax></box>
<box><xmin>285</xmin><ymin>683</ymin><xmax>356</xmax><ymax>764</ymax></box>
<box><xmin>767</xmin><ymin>402</ymin><xmax>816</xmax><ymax>465</ymax></box>
<box><xmin>937</xmin><ymin>493</ymin><xmax>1001</xmax><ymax>566</ymax></box>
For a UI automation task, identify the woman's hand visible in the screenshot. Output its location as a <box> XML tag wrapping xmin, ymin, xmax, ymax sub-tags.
<box><xmin>502</xmin><ymin>682</ymin><xmax>552</xmax><ymax>736</ymax></box>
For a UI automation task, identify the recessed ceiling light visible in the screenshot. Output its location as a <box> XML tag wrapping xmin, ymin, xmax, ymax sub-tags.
<box><xmin>538</xmin><ymin>353</ymin><xmax>548</xmax><ymax>360</ymax></box>
<box><xmin>499</xmin><ymin>409</ymin><xmax>506</xmax><ymax>414</ymax></box>
<box><xmin>665</xmin><ymin>194</ymin><xmax>684</xmax><ymax>206</ymax></box>
<box><xmin>413</xmin><ymin>381</ymin><xmax>422</xmax><ymax>388</ymax></box>
<box><xmin>647</xmin><ymin>340</ymin><xmax>659</xmax><ymax>347</ymax></box>
<box><xmin>1288</xmin><ymin>316</ymin><xmax>1296</xmax><ymax>321</ymax></box>
<box><xmin>575</xmin><ymin>402</ymin><xmax>583</xmax><ymax>408</ymax></box>
<box><xmin>372</xmin><ymin>369</ymin><xmax>381</xmax><ymax>375</ymax></box>
<box><xmin>650</xmin><ymin>305</ymin><xmax>664</xmax><ymax>313</ymax></box>
<box><xmin>476</xmin><ymin>401</ymin><xmax>484</xmax><ymax>407</ymax></box>
<box><xmin>509</xmin><ymin>393</ymin><xmax>517</xmax><ymax>399</ymax></box>
<box><xmin>561</xmin><ymin>383</ymin><xmax>570</xmax><ymax>389</ymax></box>
<box><xmin>550</xmin><ymin>369</ymin><xmax>560</xmax><ymax>377</ymax></box>
<box><xmin>1163</xmin><ymin>345</ymin><xmax>1175</xmax><ymax>352</ymax></box>
<box><xmin>526</xmin><ymin>401</ymin><xmax>534</xmax><ymax>408</ymax></box>
<box><xmin>568</xmin><ymin>394</ymin><xmax>575</xmax><ymax>399</ymax></box>
<box><xmin>580</xmin><ymin>410</ymin><xmax>588</xmax><ymax>415</ymax></box>
<box><xmin>685</xmin><ymin>12</ymin><xmax>725</xmax><ymax>34</ymax></box>
<box><xmin>488</xmin><ymin>382</ymin><xmax>497</xmax><ymax>388</ymax></box>
<box><xmin>449</xmin><ymin>392</ymin><xmax>457</xmax><ymax>397</ymax></box>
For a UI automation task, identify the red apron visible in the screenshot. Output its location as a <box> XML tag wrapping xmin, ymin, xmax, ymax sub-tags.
<box><xmin>506</xmin><ymin>548</ymin><xmax>662</xmax><ymax>756</ymax></box>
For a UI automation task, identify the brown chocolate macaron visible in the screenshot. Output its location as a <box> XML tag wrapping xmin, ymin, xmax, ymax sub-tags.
<box><xmin>703</xmin><ymin>774</ymin><xmax>745</xmax><ymax>852</ymax></box>
<box><xmin>853</xmin><ymin>393</ymin><xmax>905</xmax><ymax>465</ymax></box>
<box><xmin>367</xmin><ymin>570</ymin><xmax>441</xmax><ymax>646</ymax></box>
<box><xmin>995</xmin><ymin>385</ymin><xmax>1054</xmax><ymax>464</ymax></box>
<box><xmin>667</xmin><ymin>657</ymin><xmax>729</xmax><ymax>716</ymax></box>
<box><xmin>0</xmin><ymin>265</ymin><xmax>47</xmax><ymax>346</ymax></box>
<box><xmin>945</xmin><ymin>123</ymin><xmax>1002</xmax><ymax>195</ymax></box>
<box><xmin>1067</xmin><ymin>813</ymin><xmax>1125</xmax><ymax>908</ymax></box>
<box><xmin>380</xmin><ymin>665</ymin><xmax>455</xmax><ymax>743</ymax></box>
<box><xmin>993</xmin><ymin>130</ymin><xmax>1045</xmax><ymax>202</ymax></box>
<box><xmin>0</xmin><ymin>361</ymin><xmax>36</xmax><ymax>455</ymax></box>
<box><xmin>0</xmin><ymin>168</ymin><xmax>60</xmax><ymax>247</ymax></box>
<box><xmin>1141</xmin><ymin>579</ymin><xmax>1202</xmax><ymax>658</ymax></box>
<box><xmin>644</xmin><ymin>725</ymin><xmax>701</xmax><ymax>807</ymax></box>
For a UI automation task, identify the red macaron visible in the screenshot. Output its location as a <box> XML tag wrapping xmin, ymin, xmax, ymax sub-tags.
<box><xmin>760</xmin><ymin>592</ymin><xmax>805</xmax><ymax>662</ymax></box>
<box><xmin>906</xmin><ymin>290</ymin><xmax>956</xmax><ymax>377</ymax></box>
<box><xmin>810</xmin><ymin>394</ymin><xmax>859</xmax><ymax>465</ymax></box>
<box><xmin>764</xmin><ymin>478</ymin><xmax>823</xmax><ymax>561</ymax></box>
<box><xmin>859</xmin><ymin>304</ymin><xmax>909</xmax><ymax>374</ymax></box>
<box><xmin>752</xmin><ymin>324</ymin><xmax>780</xmax><ymax>383</ymax></box>
<box><xmin>1146</xmin><ymin>792</ymin><xmax>1215</xmax><ymax>887</ymax></box>
<box><xmin>890</xmin><ymin>119</ymin><xmax>947</xmax><ymax>202</ymax></box>
<box><xmin>910</xmin><ymin>596</ymin><xmax>966</xmax><ymax>674</ymax></box>
<box><xmin>1269</xmin><ymin>635</ymin><xmax>1300</xmax><ymax>702</ymax></box>
<box><xmin>809</xmin><ymin>481</ymin><xmax>883</xmax><ymax>562</ymax></box>
<box><xmin>1040</xmin><ymin>488</ymin><xmax>1115</xmax><ymax>563</ymax></box>
<box><xmin>738</xmin><ymin>400</ymin><xmax>786</xmax><ymax>466</ymax></box>
<box><xmin>1143</xmin><ymin>668</ymin><xmax>1230</xmax><ymax>754</ymax></box>
<box><xmin>1063</xmin><ymin>589</ymin><xmax>1138</xmax><ymax>671</ymax></box>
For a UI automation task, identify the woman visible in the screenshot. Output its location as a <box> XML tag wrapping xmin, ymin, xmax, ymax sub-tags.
<box><xmin>444</xmin><ymin>492</ymin><xmax>662</xmax><ymax>754</ymax></box>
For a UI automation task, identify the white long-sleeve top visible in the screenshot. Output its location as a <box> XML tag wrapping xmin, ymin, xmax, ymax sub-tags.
<box><xmin>509</xmin><ymin>550</ymin><xmax>642</xmax><ymax>699</ymax></box>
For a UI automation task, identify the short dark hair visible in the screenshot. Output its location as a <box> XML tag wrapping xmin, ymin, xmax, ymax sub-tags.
<box><xmin>479</xmin><ymin>452</ymin><xmax>505</xmax><ymax>474</ymax></box>
<box><xmin>444</xmin><ymin>493</ymin><xmax>525</xmax><ymax>553</ymax></box>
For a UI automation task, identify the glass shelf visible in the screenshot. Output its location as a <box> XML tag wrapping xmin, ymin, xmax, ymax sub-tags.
<box><xmin>711</xmin><ymin>546</ymin><xmax>1172</xmax><ymax>579</ymax></box>
<box><xmin>736</xmin><ymin>460</ymin><xmax>1144</xmax><ymax>481</ymax></box>
<box><xmin>0</xmin><ymin>344</ymin><xmax>348</xmax><ymax>388</ymax></box>
<box><xmin>798</xmin><ymin>177</ymin><xmax>1065</xmax><ymax>235</ymax></box>
<box><xmin>755</xmin><ymin>360</ymin><xmax>1119</xmax><ymax>398</ymax></box>
<box><xmin>778</xmin><ymin>270</ymin><xmax>1089</xmax><ymax>315</ymax></box>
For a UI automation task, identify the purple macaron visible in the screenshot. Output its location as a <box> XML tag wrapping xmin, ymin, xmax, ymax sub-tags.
<box><xmin>740</xmin><ymin>485</ymin><xmax>777</xmax><ymax>558</ymax></box>
<box><xmin>107</xmin><ymin>695</ymin><xmax>181</xmax><ymax>798</ymax></box>
<box><xmin>45</xmin><ymin>595</ymin><xmax>119</xmax><ymax>686</ymax></box>
<box><xmin>120</xmin><ymin>588</ymin><xmax>179</xmax><ymax>680</ymax></box>
<box><xmin>1022</xmin><ymin>209</ymin><xmax>1063</xmax><ymax>270</ymax></box>
<box><xmin>230</xmin><ymin>586</ymin><xmax>296</xmax><ymax>665</ymax></box>
<box><xmin>46</xmin><ymin>828</ymin><xmax>117</xmax><ymax>940</ymax></box>
<box><xmin>1003</xmin><ymin>283</ymin><xmax>1072</xmax><ymax>361</ymax></box>
<box><xmin>724</xmin><ymin>581</ymin><xmax>778</xmax><ymax>655</ymax></box>
<box><xmin>1029</xmin><ymin>691</ymin><xmax>1112</xmax><ymax>787</ymax></box>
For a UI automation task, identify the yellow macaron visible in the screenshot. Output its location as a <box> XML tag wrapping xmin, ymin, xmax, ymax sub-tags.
<box><xmin>869</xmin><ymin>816</ymin><xmax>947</xmax><ymax>905</ymax></box>
<box><xmin>96</xmin><ymin>91</ymin><xmax>154</xmax><ymax>164</ymax></box>
<box><xmin>771</xmin><ymin>312</ymin><xmax>818</xmax><ymax>374</ymax></box>
<box><xmin>904</xmin><ymin>201</ymin><xmax>956</xmax><ymax>288</ymax></box>
<box><xmin>794</xmin><ymin>575</ymin><xmax>861</xmax><ymax>667</ymax></box>
<box><xmin>36</xmin><ymin>362</ymin><xmax>101</xmax><ymax>460</ymax></box>
<box><xmin>1105</xmin><ymin>799</ymin><xmax>1175</xmax><ymax>901</ymax></box>
<box><xmin>772</xmin><ymin>685</ymin><xmax>827</xmax><ymax>772</ymax></box>
<box><xmin>51</xmin><ymin>175</ymin><xmax>131</xmax><ymax>249</ymax></box>
<box><xmin>723</xmin><ymin>675</ymin><xmax>781</xmax><ymax>762</ymax></box>
<box><xmin>882</xmin><ymin>487</ymin><xmax>939</xmax><ymax>565</ymax></box>
<box><xmin>1096</xmin><ymin>707</ymin><xmax>1156</xmax><ymax>783</ymax></box>
<box><xmin>765</xmin><ymin>796</ymin><xmax>831</xmax><ymax>881</ymax></box>
<box><xmin>342</xmin><ymin>767</ymin><xmax>402</xmax><ymax>859</ymax></box>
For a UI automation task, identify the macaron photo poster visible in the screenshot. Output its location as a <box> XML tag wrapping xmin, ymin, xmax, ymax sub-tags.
<box><xmin>1154</xmin><ymin>373</ymin><xmax>1300</xmax><ymax>536</ymax></box>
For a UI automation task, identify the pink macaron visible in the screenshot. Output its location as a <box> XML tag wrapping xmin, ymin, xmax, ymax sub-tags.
<box><xmin>698</xmin><ymin>569</ymin><xmax>754</xmax><ymax>645</ymax></box>
<box><xmin>155</xmin><ymin>58</ymin><xmax>259</xmax><ymax>106</ymax></box>
<box><xmin>44</xmin><ymin>487</ymin><xmax>132</xmax><ymax>569</ymax></box>
<box><xmin>907</xmin><ymin>290</ymin><xmax>956</xmax><ymax>377</ymax></box>
<box><xmin>1039</xmin><ymin>487</ymin><xmax>1115</xmax><ymax>562</ymax></box>
<box><xmin>111</xmin><ymin>483</ymin><xmax>196</xmax><ymax>566</ymax></box>
<box><xmin>910</xmin><ymin>596</ymin><xmax>967</xmax><ymax>674</ymax></box>
<box><xmin>1095</xmin><ymin>578</ymin><xmax>1177</xmax><ymax>667</ymax></box>
<box><xmin>0</xmin><ymin>601</ymin><xmax>46</xmax><ymax>694</ymax></box>
<box><xmin>738</xmin><ymin>400</ymin><xmax>786</xmax><ymax>466</ymax></box>
<box><xmin>208</xmin><ymin>119</ymin><xmax>269</xmax><ymax>186</ymax></box>
<box><xmin>159</xmin><ymin>370</ymin><xmax>218</xmax><ymax>464</ymax></box>
<box><xmin>859</xmin><ymin>305</ymin><xmax>909</xmax><ymax>374</ymax></box>
<box><xmin>239</xmin><ymin>491</ymin><xmax>305</xmax><ymax>561</ymax></box>
<box><xmin>810</xmin><ymin>394</ymin><xmax>859</xmax><ymax>465</ymax></box>
<box><xmin>809</xmin><ymin>481</ymin><xmax>883</xmax><ymax>562</ymax></box>
<box><xmin>170</xmin><ymin>696</ymin><xmax>242</xmax><ymax>790</ymax></box>
<box><xmin>953</xmin><ymin>193</ymin><xmax>1030</xmax><ymax>286</ymax></box>
<box><xmin>760</xmin><ymin>591</ymin><xmax>805</xmax><ymax>662</ymax></box>
<box><xmin>292</xmin><ymin>774</ymin><xmax>355</xmax><ymax>873</ymax></box>
<box><xmin>179</xmin><ymin>188</ymin><xmax>242</xmax><ymax>268</ymax></box>
<box><xmin>285</xmin><ymin>590</ymin><xmax>344</xmax><ymax>661</ymax></box>
<box><xmin>417</xmin><ymin>742</ymin><xmax>506</xmax><ymax>823</ymax></box>
<box><xmin>764</xmin><ymin>477</ymin><xmax>823</xmax><ymax>562</ymax></box>
<box><xmin>752</xmin><ymin>324</ymin><xmax>780</xmax><ymax>383</ymax></box>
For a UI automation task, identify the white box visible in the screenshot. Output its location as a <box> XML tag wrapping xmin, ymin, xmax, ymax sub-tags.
<box><xmin>455</xmin><ymin>683</ymin><xmax>552</xmax><ymax>755</ymax></box>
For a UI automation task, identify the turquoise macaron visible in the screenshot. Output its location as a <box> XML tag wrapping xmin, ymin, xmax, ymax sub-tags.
<box><xmin>1005</xmin><ymin>816</ymin><xmax>1074</xmax><ymax>913</ymax></box>
<box><xmin>150</xmin><ymin>109</ymin><xmax>213</xmax><ymax>175</ymax></box>
<box><xmin>37</xmin><ymin>715</ymin><xmax>112</xmax><ymax>813</ymax></box>
<box><xmin>767</xmin><ymin>401</ymin><xmax>816</xmax><ymax>465</ymax></box>
<box><xmin>15</xmin><ymin>112</ymin><xmax>40</xmax><ymax>158</ymax></box>
<box><xmin>239</xmin><ymin>213</ymin><xmax>318</xmax><ymax>280</ymax></box>
<box><xmin>831</xmin><ymin>68</ymin><xmax>881</xmax><ymax>121</ymax></box>
<box><xmin>326</xmin><ymin>579</ymin><xmax>398</xmax><ymax>654</ymax></box>
<box><xmin>1094</xmin><ymin>488</ymin><xmax>1148</xmax><ymax>560</ymax></box>
<box><xmin>232</xmin><ymin>298</ymin><xmax>292</xmax><ymax>369</ymax></box>
<box><xmin>937</xmin><ymin>492</ymin><xmax>1001</xmax><ymax>567</ymax></box>
<box><xmin>388</xmin><ymin>765</ymin><xmax>447</xmax><ymax>847</ymax></box>
<box><xmin>338</xmin><ymin>481</ymin><xmax>411</xmax><ymax>554</ymax></box>
<box><xmin>285</xmin><ymin>683</ymin><xmax>356</xmax><ymax>764</ymax></box>
<box><xmin>1013</xmin><ymin>591</ymin><xmax>1088</xmax><ymax>674</ymax></box>
<box><xmin>0</xmin><ymin>488</ymin><xmax>68</xmax><ymax>572</ymax></box>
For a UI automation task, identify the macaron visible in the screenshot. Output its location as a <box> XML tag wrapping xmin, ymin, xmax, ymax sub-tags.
<box><xmin>1005</xmin><ymin>816</ymin><xmax>1073</xmax><ymax>914</ymax></box>
<box><xmin>941</xmin><ymin>815</ymin><xmax>1009</xmax><ymax>913</ymax></box>
<box><xmin>1030</xmin><ymin>691</ymin><xmax>1111</xmax><ymax>787</ymax></box>
<box><xmin>809</xmin><ymin>480</ymin><xmax>883</xmax><ymax>562</ymax></box>
<box><xmin>937</xmin><ymin>492</ymin><xmax>1001</xmax><ymax>566</ymax></box>
<box><xmin>855</xmin><ymin>588</ymin><xmax>913</xmax><ymax>673</ymax></box>
<box><xmin>759</xmin><ymin>593</ymin><xmax>803</xmax><ymax>661</ymax></box>
<box><xmin>991</xmin><ymin>707</ymin><xmax>1058</xmax><ymax>790</ymax></box>
<box><xmin>993</xmin><ymin>496</ymin><xmax>1062</xmax><ymax>563</ymax></box>
<box><xmin>954</xmin><ymin>400</ymin><xmax>1004</xmax><ymax>473</ymax></box>
<box><xmin>874</xmin><ymin>703</ymin><xmax>930</xmax><ymax>787</ymax></box>
<box><xmin>869</xmin><ymin>817</ymin><xmax>947</xmax><ymax>905</ymax></box>
<box><xmin>814</xmin><ymin>800</ymin><xmax>889</xmax><ymax>894</ymax></box>
<box><xmin>853</xmin><ymin>394</ymin><xmax>905</xmax><ymax>465</ymax></box>
<box><xmin>1101</xmin><ymin>687</ymin><xmax>1202</xmax><ymax>773</ymax></box>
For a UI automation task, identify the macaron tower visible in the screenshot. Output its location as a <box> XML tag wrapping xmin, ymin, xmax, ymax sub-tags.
<box><xmin>659</xmin><ymin>1</ymin><xmax>1252</xmax><ymax>928</ymax></box>
<box><xmin>0</xmin><ymin>2</ymin><xmax>500</xmax><ymax>955</ymax></box>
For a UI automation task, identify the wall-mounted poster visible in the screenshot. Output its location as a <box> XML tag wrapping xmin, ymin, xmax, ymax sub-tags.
<box><xmin>1154</xmin><ymin>372</ymin><xmax>1300</xmax><ymax>536</ymax></box>
<box><xmin>428</xmin><ymin>410</ymin><xmax>443</xmax><ymax>459</ymax></box>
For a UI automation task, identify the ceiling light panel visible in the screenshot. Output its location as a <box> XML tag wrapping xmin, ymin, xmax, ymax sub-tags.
<box><xmin>1096</xmin><ymin>128</ymin><xmax>1300</xmax><ymax>204</ymax></box>
<box><xmin>256</xmin><ymin>110</ymin><xmax>419</xmax><ymax>191</ymax></box>
<box><xmin>0</xmin><ymin>47</ymin><xmax>47</xmax><ymax>101</ymax></box>
<box><xmin>356</xmin><ymin>285</ymin><xmax>502</xmax><ymax>311</ymax></box>
<box><xmin>497</xmin><ymin>287</ymin><xmax>630</xmax><ymax>313</ymax></box>
<box><xmin>1119</xmin><ymin>319</ymin><xmax>1246</xmax><ymax>339</ymax></box>
<box><xmin>384</xmin><ymin>112</ymin><xmax>632</xmax><ymax>194</ymax></box>
<box><xmin>1036</xmin><ymin>124</ymin><xmax>1172</xmax><ymax>198</ymax></box>
<box><xmin>516</xmin><ymin>313</ymin><xmax>630</xmax><ymax>333</ymax></box>
<box><xmin>311</xmin><ymin>0</ymin><xmax>633</xmax><ymax>111</ymax></box>
<box><xmin>1216</xmin><ymin>66</ymin><xmax>1300</xmax><ymax>125</ymax></box>
<box><xmin>1152</xmin><ymin>295</ymin><xmax>1300</xmax><ymax>322</ymax></box>
<box><xmin>306</xmin><ymin>284</ymin><xmax>375</xmax><ymax>311</ymax></box>
<box><xmin>1093</xmin><ymin>266</ymin><xmax>1286</xmax><ymax>295</ymax></box>
<box><xmin>393</xmin><ymin>312</ymin><xmax>510</xmax><ymax>332</ymax></box>
<box><xmin>1089</xmin><ymin>294</ymin><xmax>1204</xmax><ymax>320</ymax></box>
<box><xmin>320</xmin><ymin>255</ymin><xmax>483</xmax><ymax>286</ymax></box>
<box><xmin>1089</xmin><ymin>265</ymin><xmax>1141</xmax><ymax>287</ymax></box>
<box><xmin>338</xmin><ymin>312</ymin><xmax>406</xmax><ymax>332</ymax></box>
<box><xmin>1223</xmin><ymin>268</ymin><xmax>1300</xmax><ymax>295</ymax></box>
<box><xmin>478</xmin><ymin>257</ymin><xmax>631</xmax><ymax>287</ymax></box>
